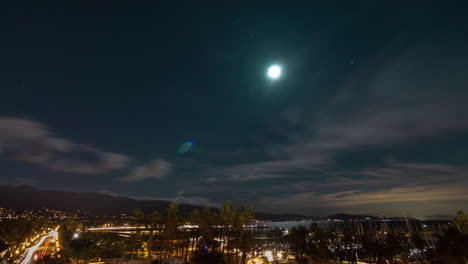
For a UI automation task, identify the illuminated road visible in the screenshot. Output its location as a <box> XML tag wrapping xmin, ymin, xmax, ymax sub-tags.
<box><xmin>87</xmin><ymin>226</ymin><xmax>145</xmax><ymax>231</ymax></box>
<box><xmin>19</xmin><ymin>230</ymin><xmax>58</xmax><ymax>264</ymax></box>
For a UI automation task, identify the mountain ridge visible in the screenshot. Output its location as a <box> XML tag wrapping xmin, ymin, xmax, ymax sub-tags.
<box><xmin>0</xmin><ymin>185</ymin><xmax>310</xmax><ymax>221</ymax></box>
<box><xmin>0</xmin><ymin>185</ymin><xmax>433</xmax><ymax>221</ymax></box>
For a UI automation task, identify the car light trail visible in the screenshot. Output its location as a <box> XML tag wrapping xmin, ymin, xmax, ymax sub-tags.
<box><xmin>87</xmin><ymin>226</ymin><xmax>146</xmax><ymax>231</ymax></box>
<box><xmin>19</xmin><ymin>228</ymin><xmax>58</xmax><ymax>264</ymax></box>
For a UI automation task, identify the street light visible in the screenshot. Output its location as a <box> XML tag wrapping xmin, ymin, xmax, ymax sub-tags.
<box><xmin>265</xmin><ymin>251</ymin><xmax>274</xmax><ymax>262</ymax></box>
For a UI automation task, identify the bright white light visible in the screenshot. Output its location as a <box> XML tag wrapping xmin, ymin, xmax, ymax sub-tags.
<box><xmin>73</xmin><ymin>233</ymin><xmax>79</xmax><ymax>239</ymax></box>
<box><xmin>20</xmin><ymin>233</ymin><xmax>54</xmax><ymax>264</ymax></box>
<box><xmin>265</xmin><ymin>250</ymin><xmax>274</xmax><ymax>261</ymax></box>
<box><xmin>267</xmin><ymin>65</ymin><xmax>282</xmax><ymax>80</ymax></box>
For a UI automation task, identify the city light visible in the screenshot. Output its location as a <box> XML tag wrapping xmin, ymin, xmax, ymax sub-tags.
<box><xmin>265</xmin><ymin>250</ymin><xmax>274</xmax><ymax>262</ymax></box>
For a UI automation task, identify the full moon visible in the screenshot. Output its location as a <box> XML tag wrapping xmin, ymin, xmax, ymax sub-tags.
<box><xmin>267</xmin><ymin>65</ymin><xmax>282</xmax><ymax>80</ymax></box>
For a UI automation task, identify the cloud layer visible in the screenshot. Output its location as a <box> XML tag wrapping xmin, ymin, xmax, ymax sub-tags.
<box><xmin>191</xmin><ymin>32</ymin><xmax>468</xmax><ymax>217</ymax></box>
<box><xmin>1</xmin><ymin>4</ymin><xmax>467</xmax><ymax>218</ymax></box>
<box><xmin>118</xmin><ymin>158</ymin><xmax>172</xmax><ymax>182</ymax></box>
<box><xmin>250</xmin><ymin>159</ymin><xmax>468</xmax><ymax>216</ymax></box>
<box><xmin>0</xmin><ymin>117</ymin><xmax>130</xmax><ymax>174</ymax></box>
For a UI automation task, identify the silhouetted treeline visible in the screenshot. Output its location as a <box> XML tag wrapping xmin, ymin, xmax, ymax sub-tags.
<box><xmin>1</xmin><ymin>206</ymin><xmax>467</xmax><ymax>264</ymax></box>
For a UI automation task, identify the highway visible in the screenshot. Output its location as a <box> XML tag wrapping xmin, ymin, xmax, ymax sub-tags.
<box><xmin>18</xmin><ymin>230</ymin><xmax>58</xmax><ymax>264</ymax></box>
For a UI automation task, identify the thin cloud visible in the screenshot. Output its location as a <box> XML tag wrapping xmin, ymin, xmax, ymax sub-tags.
<box><xmin>254</xmin><ymin>184</ymin><xmax>468</xmax><ymax>217</ymax></box>
<box><xmin>212</xmin><ymin>155</ymin><xmax>331</xmax><ymax>182</ymax></box>
<box><xmin>210</xmin><ymin>39</ymin><xmax>468</xmax><ymax>183</ymax></box>
<box><xmin>263</xmin><ymin>185</ymin><xmax>468</xmax><ymax>209</ymax></box>
<box><xmin>44</xmin><ymin>152</ymin><xmax>131</xmax><ymax>175</ymax></box>
<box><xmin>96</xmin><ymin>190</ymin><xmax>220</xmax><ymax>208</ymax></box>
<box><xmin>206</xmin><ymin>177</ymin><xmax>217</xmax><ymax>183</ymax></box>
<box><xmin>276</xmin><ymin>160</ymin><xmax>468</xmax><ymax>192</ymax></box>
<box><xmin>119</xmin><ymin>159</ymin><xmax>172</xmax><ymax>182</ymax></box>
<box><xmin>252</xmin><ymin>159</ymin><xmax>468</xmax><ymax>216</ymax></box>
<box><xmin>0</xmin><ymin>117</ymin><xmax>130</xmax><ymax>174</ymax></box>
<box><xmin>135</xmin><ymin>196</ymin><xmax>220</xmax><ymax>208</ymax></box>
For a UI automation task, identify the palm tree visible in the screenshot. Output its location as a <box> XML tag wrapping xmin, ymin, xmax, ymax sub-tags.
<box><xmin>434</xmin><ymin>226</ymin><xmax>468</xmax><ymax>264</ymax></box>
<box><xmin>453</xmin><ymin>211</ymin><xmax>468</xmax><ymax>233</ymax></box>
<box><xmin>192</xmin><ymin>250</ymin><xmax>226</xmax><ymax>264</ymax></box>
<box><xmin>382</xmin><ymin>232</ymin><xmax>405</xmax><ymax>264</ymax></box>
<box><xmin>132</xmin><ymin>208</ymin><xmax>162</xmax><ymax>260</ymax></box>
<box><xmin>230</xmin><ymin>230</ymin><xmax>255</xmax><ymax>264</ymax></box>
<box><xmin>36</xmin><ymin>255</ymin><xmax>70</xmax><ymax>264</ymax></box>
<box><xmin>288</xmin><ymin>226</ymin><xmax>309</xmax><ymax>264</ymax></box>
<box><xmin>149</xmin><ymin>210</ymin><xmax>162</xmax><ymax>258</ymax></box>
<box><xmin>236</xmin><ymin>206</ymin><xmax>254</xmax><ymax>227</ymax></box>
<box><xmin>189</xmin><ymin>208</ymin><xmax>202</xmax><ymax>256</ymax></box>
<box><xmin>163</xmin><ymin>202</ymin><xmax>183</xmax><ymax>262</ymax></box>
<box><xmin>234</xmin><ymin>206</ymin><xmax>254</xmax><ymax>264</ymax></box>
<box><xmin>220</xmin><ymin>202</ymin><xmax>237</xmax><ymax>256</ymax></box>
<box><xmin>267</xmin><ymin>228</ymin><xmax>284</xmax><ymax>253</ymax></box>
<box><xmin>59</xmin><ymin>217</ymin><xmax>81</xmax><ymax>236</ymax></box>
<box><xmin>0</xmin><ymin>218</ymin><xmax>41</xmax><ymax>262</ymax></box>
<box><xmin>307</xmin><ymin>223</ymin><xmax>332</xmax><ymax>264</ymax></box>
<box><xmin>361</xmin><ymin>235</ymin><xmax>379</xmax><ymax>264</ymax></box>
<box><xmin>194</xmin><ymin>207</ymin><xmax>220</xmax><ymax>254</ymax></box>
<box><xmin>127</xmin><ymin>230</ymin><xmax>142</xmax><ymax>260</ymax></box>
<box><xmin>65</xmin><ymin>232</ymin><xmax>103</xmax><ymax>263</ymax></box>
<box><xmin>411</xmin><ymin>231</ymin><xmax>426</xmax><ymax>263</ymax></box>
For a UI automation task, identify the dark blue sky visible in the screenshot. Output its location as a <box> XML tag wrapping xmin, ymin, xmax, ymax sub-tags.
<box><xmin>1</xmin><ymin>1</ymin><xmax>467</xmax><ymax>217</ymax></box>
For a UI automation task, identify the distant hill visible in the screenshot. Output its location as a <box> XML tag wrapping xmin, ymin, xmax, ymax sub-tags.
<box><xmin>0</xmin><ymin>186</ymin><xmax>424</xmax><ymax>221</ymax></box>
<box><xmin>0</xmin><ymin>185</ymin><xmax>170</xmax><ymax>215</ymax></box>
<box><xmin>421</xmin><ymin>215</ymin><xmax>454</xmax><ymax>221</ymax></box>
<box><xmin>327</xmin><ymin>213</ymin><xmax>419</xmax><ymax>221</ymax></box>
<box><xmin>0</xmin><ymin>185</ymin><xmax>308</xmax><ymax>221</ymax></box>
<box><xmin>327</xmin><ymin>213</ymin><xmax>379</xmax><ymax>220</ymax></box>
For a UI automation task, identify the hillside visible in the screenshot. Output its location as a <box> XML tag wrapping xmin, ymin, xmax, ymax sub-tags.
<box><xmin>0</xmin><ymin>185</ymin><xmax>309</xmax><ymax>221</ymax></box>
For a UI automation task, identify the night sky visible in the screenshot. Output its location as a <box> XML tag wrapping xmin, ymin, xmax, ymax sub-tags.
<box><xmin>1</xmin><ymin>1</ymin><xmax>467</xmax><ymax>218</ymax></box>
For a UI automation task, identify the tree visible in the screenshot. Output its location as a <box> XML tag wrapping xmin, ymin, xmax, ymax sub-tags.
<box><xmin>163</xmin><ymin>202</ymin><xmax>183</xmax><ymax>262</ymax></box>
<box><xmin>65</xmin><ymin>232</ymin><xmax>102</xmax><ymax>263</ymax></box>
<box><xmin>411</xmin><ymin>231</ymin><xmax>426</xmax><ymax>263</ymax></box>
<box><xmin>234</xmin><ymin>206</ymin><xmax>254</xmax><ymax>264</ymax></box>
<box><xmin>453</xmin><ymin>211</ymin><xmax>468</xmax><ymax>232</ymax></box>
<box><xmin>191</xmin><ymin>250</ymin><xmax>226</xmax><ymax>264</ymax></box>
<box><xmin>132</xmin><ymin>208</ymin><xmax>161</xmax><ymax>260</ymax></box>
<box><xmin>231</xmin><ymin>230</ymin><xmax>255</xmax><ymax>264</ymax></box>
<box><xmin>0</xmin><ymin>218</ymin><xmax>48</xmax><ymax>263</ymax></box>
<box><xmin>267</xmin><ymin>228</ymin><xmax>284</xmax><ymax>253</ymax></box>
<box><xmin>36</xmin><ymin>255</ymin><xmax>70</xmax><ymax>264</ymax></box>
<box><xmin>58</xmin><ymin>217</ymin><xmax>81</xmax><ymax>248</ymax></box>
<box><xmin>236</xmin><ymin>206</ymin><xmax>254</xmax><ymax>227</ymax></box>
<box><xmin>361</xmin><ymin>235</ymin><xmax>380</xmax><ymax>264</ymax></box>
<box><xmin>126</xmin><ymin>230</ymin><xmax>143</xmax><ymax>260</ymax></box>
<box><xmin>288</xmin><ymin>226</ymin><xmax>309</xmax><ymax>264</ymax></box>
<box><xmin>434</xmin><ymin>227</ymin><xmax>468</xmax><ymax>264</ymax></box>
<box><xmin>307</xmin><ymin>223</ymin><xmax>332</xmax><ymax>263</ymax></box>
<box><xmin>191</xmin><ymin>207</ymin><xmax>220</xmax><ymax>254</ymax></box>
<box><xmin>220</xmin><ymin>202</ymin><xmax>237</xmax><ymax>256</ymax></box>
<box><xmin>382</xmin><ymin>233</ymin><xmax>405</xmax><ymax>264</ymax></box>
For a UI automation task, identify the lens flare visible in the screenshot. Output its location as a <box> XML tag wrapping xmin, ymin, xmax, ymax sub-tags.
<box><xmin>177</xmin><ymin>140</ymin><xmax>194</xmax><ymax>154</ymax></box>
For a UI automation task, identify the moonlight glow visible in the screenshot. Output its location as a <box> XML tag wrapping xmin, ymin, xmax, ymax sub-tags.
<box><xmin>267</xmin><ymin>65</ymin><xmax>282</xmax><ymax>80</ymax></box>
